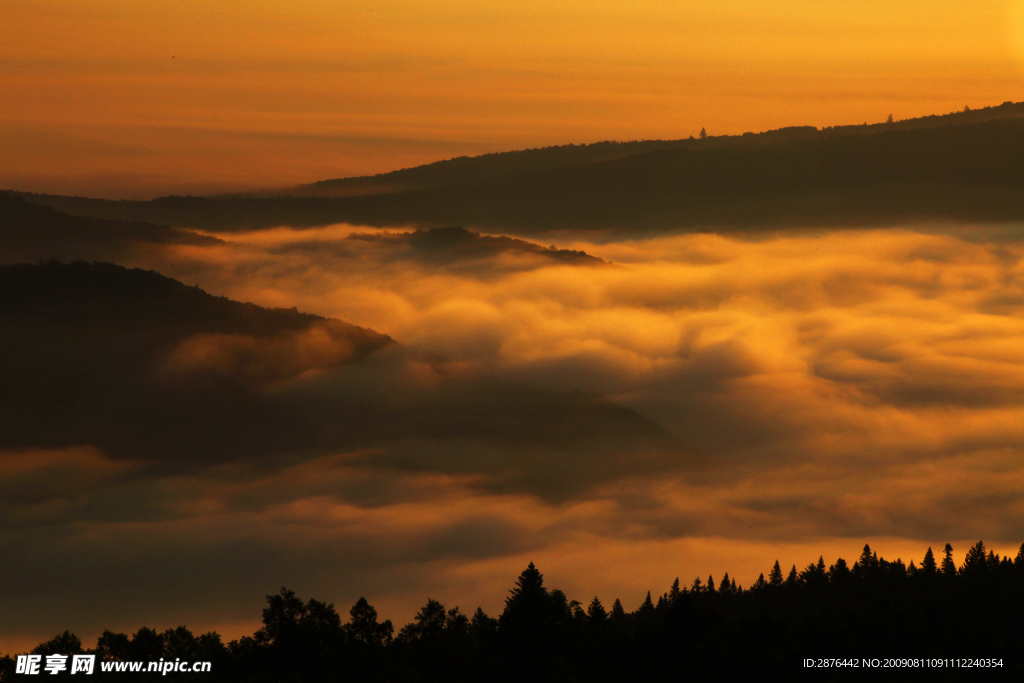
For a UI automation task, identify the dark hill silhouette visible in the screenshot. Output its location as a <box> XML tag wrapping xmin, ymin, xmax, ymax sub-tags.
<box><xmin>274</xmin><ymin>99</ymin><xmax>1024</xmax><ymax>197</ymax></box>
<box><xmin>0</xmin><ymin>260</ymin><xmax>391</xmax><ymax>462</ymax></box>
<box><xmin>0</xmin><ymin>259</ymin><xmax>333</xmax><ymax>335</ymax></box>
<box><xmin>0</xmin><ymin>192</ymin><xmax>607</xmax><ymax>272</ymax></box>
<box><xmin>0</xmin><ymin>261</ymin><xmax>667</xmax><ymax>486</ymax></box>
<box><xmin>0</xmin><ymin>192</ymin><xmax>219</xmax><ymax>264</ymax></box>
<box><xmin>357</xmin><ymin>226</ymin><xmax>605</xmax><ymax>266</ymax></box>
<box><xmin>11</xmin><ymin>100</ymin><xmax>1024</xmax><ymax>234</ymax></box>
<box><xmin>275</xmin><ymin>226</ymin><xmax>608</xmax><ymax>274</ymax></box>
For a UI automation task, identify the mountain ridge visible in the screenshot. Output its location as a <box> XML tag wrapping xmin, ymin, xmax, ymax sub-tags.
<box><xmin>10</xmin><ymin>100</ymin><xmax>1024</xmax><ymax>235</ymax></box>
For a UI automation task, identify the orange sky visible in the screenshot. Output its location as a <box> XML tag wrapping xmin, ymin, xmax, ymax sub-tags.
<box><xmin>3</xmin><ymin>0</ymin><xmax>1023</xmax><ymax>197</ymax></box>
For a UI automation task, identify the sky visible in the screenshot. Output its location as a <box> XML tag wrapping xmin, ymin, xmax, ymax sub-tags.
<box><xmin>4</xmin><ymin>0</ymin><xmax>1024</xmax><ymax>655</ymax></box>
<box><xmin>2</xmin><ymin>0</ymin><xmax>1023</xmax><ymax>197</ymax></box>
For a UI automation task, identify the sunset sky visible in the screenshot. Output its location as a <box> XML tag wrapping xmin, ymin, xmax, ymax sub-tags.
<box><xmin>4</xmin><ymin>0</ymin><xmax>1024</xmax><ymax>657</ymax></box>
<box><xmin>3</xmin><ymin>0</ymin><xmax>1023</xmax><ymax>196</ymax></box>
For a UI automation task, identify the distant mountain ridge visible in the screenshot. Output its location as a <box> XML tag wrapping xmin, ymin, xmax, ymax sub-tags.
<box><xmin>10</xmin><ymin>100</ymin><xmax>1024</xmax><ymax>235</ymax></box>
<box><xmin>289</xmin><ymin>99</ymin><xmax>1024</xmax><ymax>197</ymax></box>
<box><xmin>0</xmin><ymin>192</ymin><xmax>219</xmax><ymax>263</ymax></box>
<box><xmin>342</xmin><ymin>226</ymin><xmax>606</xmax><ymax>267</ymax></box>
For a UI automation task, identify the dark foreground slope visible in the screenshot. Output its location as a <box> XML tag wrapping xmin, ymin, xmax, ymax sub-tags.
<box><xmin>0</xmin><ymin>260</ymin><xmax>392</xmax><ymax>461</ymax></box>
<box><xmin>4</xmin><ymin>542</ymin><xmax>1022</xmax><ymax>682</ymax></box>
<box><xmin>13</xmin><ymin>101</ymin><xmax>1024</xmax><ymax>235</ymax></box>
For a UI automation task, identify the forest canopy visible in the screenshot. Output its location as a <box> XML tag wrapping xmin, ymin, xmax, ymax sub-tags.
<box><xmin>3</xmin><ymin>541</ymin><xmax>1022</xmax><ymax>680</ymax></box>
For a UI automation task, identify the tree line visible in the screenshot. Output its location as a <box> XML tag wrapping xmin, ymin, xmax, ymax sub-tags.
<box><xmin>3</xmin><ymin>540</ymin><xmax>1023</xmax><ymax>681</ymax></box>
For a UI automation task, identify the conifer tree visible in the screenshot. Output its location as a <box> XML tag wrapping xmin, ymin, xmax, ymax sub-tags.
<box><xmin>941</xmin><ymin>544</ymin><xmax>956</xmax><ymax>576</ymax></box>
<box><xmin>587</xmin><ymin>596</ymin><xmax>608</xmax><ymax>622</ymax></box>
<box><xmin>500</xmin><ymin>562</ymin><xmax>554</xmax><ymax>634</ymax></box>
<box><xmin>786</xmin><ymin>565</ymin><xmax>798</xmax><ymax>585</ymax></box>
<box><xmin>769</xmin><ymin>560</ymin><xmax>784</xmax><ymax>586</ymax></box>
<box><xmin>800</xmin><ymin>557</ymin><xmax>827</xmax><ymax>586</ymax></box>
<box><xmin>890</xmin><ymin>558</ymin><xmax>907</xmax><ymax>579</ymax></box>
<box><xmin>960</xmin><ymin>541</ymin><xmax>988</xmax><ymax>577</ymax></box>
<box><xmin>921</xmin><ymin>547</ymin><xmax>937</xmax><ymax>575</ymax></box>
<box><xmin>638</xmin><ymin>591</ymin><xmax>655</xmax><ymax>616</ymax></box>
<box><xmin>506</xmin><ymin>563</ymin><xmax>545</xmax><ymax>606</ymax></box>
<box><xmin>828</xmin><ymin>557</ymin><xmax>851</xmax><ymax>584</ymax></box>
<box><xmin>986</xmin><ymin>549</ymin><xmax>1000</xmax><ymax>571</ymax></box>
<box><xmin>858</xmin><ymin>544</ymin><xmax>874</xmax><ymax>570</ymax></box>
<box><xmin>470</xmin><ymin>607</ymin><xmax>498</xmax><ymax>640</ymax></box>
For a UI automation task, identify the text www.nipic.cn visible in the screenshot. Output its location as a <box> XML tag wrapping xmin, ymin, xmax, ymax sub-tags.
<box><xmin>16</xmin><ymin>654</ymin><xmax>213</xmax><ymax>675</ymax></box>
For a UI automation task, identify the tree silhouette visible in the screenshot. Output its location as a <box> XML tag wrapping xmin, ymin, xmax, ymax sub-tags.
<box><xmin>768</xmin><ymin>560</ymin><xmax>784</xmax><ymax>587</ymax></box>
<box><xmin>921</xmin><ymin>547</ymin><xmax>937</xmax><ymax>575</ymax></box>
<box><xmin>470</xmin><ymin>607</ymin><xmax>498</xmax><ymax>641</ymax></box>
<box><xmin>503</xmin><ymin>563</ymin><xmax>546</xmax><ymax>615</ymax></box>
<box><xmin>95</xmin><ymin>630</ymin><xmax>132</xmax><ymax>662</ymax></box>
<box><xmin>669</xmin><ymin>578</ymin><xmax>681</xmax><ymax>603</ymax></box>
<box><xmin>637</xmin><ymin>591</ymin><xmax>655</xmax><ymax>616</ymax></box>
<box><xmin>345</xmin><ymin>597</ymin><xmax>393</xmax><ymax>647</ymax></box>
<box><xmin>785</xmin><ymin>565</ymin><xmax>798</xmax><ymax>586</ymax></box>
<box><xmin>31</xmin><ymin>631</ymin><xmax>83</xmax><ymax>656</ymax></box>
<box><xmin>799</xmin><ymin>557</ymin><xmax>827</xmax><ymax>587</ymax></box>
<box><xmin>130</xmin><ymin>627</ymin><xmax>165</xmax><ymax>662</ymax></box>
<box><xmin>397</xmin><ymin>599</ymin><xmax>447</xmax><ymax>642</ymax></box>
<box><xmin>941</xmin><ymin>543</ymin><xmax>956</xmax><ymax>576</ymax></box>
<box><xmin>587</xmin><ymin>597</ymin><xmax>608</xmax><ymax>622</ymax></box>
<box><xmin>830</xmin><ymin>557</ymin><xmax>851</xmax><ymax>582</ymax></box>
<box><xmin>17</xmin><ymin>538</ymin><xmax>1024</xmax><ymax>681</ymax></box>
<box><xmin>960</xmin><ymin>540</ymin><xmax>988</xmax><ymax>578</ymax></box>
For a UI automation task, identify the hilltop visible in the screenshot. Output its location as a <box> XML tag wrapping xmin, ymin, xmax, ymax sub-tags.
<box><xmin>11</xmin><ymin>100</ymin><xmax>1024</xmax><ymax>235</ymax></box>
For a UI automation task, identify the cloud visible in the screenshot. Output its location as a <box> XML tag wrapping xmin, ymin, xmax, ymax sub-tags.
<box><xmin>7</xmin><ymin>224</ymin><xmax>1024</xmax><ymax>652</ymax></box>
<box><xmin>156</xmin><ymin>320</ymin><xmax>373</xmax><ymax>389</ymax></box>
<box><xmin>137</xmin><ymin>224</ymin><xmax>1024</xmax><ymax>543</ymax></box>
